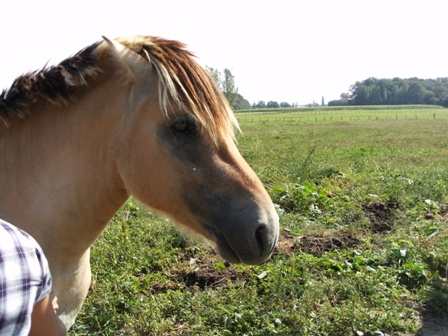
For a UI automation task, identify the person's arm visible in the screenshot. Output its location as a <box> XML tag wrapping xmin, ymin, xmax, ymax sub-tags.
<box><xmin>29</xmin><ymin>294</ymin><xmax>67</xmax><ymax>336</ymax></box>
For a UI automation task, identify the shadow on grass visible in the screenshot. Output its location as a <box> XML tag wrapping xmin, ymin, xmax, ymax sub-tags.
<box><xmin>416</xmin><ymin>279</ymin><xmax>448</xmax><ymax>336</ymax></box>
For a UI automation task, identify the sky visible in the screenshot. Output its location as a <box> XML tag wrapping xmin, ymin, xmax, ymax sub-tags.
<box><xmin>1</xmin><ymin>0</ymin><xmax>447</xmax><ymax>105</ymax></box>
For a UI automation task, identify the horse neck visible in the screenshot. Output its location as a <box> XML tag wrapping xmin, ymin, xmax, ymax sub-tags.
<box><xmin>0</xmin><ymin>78</ymin><xmax>130</xmax><ymax>258</ymax></box>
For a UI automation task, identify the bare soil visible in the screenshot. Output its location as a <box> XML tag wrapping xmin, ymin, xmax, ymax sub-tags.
<box><xmin>178</xmin><ymin>262</ymin><xmax>246</xmax><ymax>290</ymax></box>
<box><xmin>276</xmin><ymin>230</ymin><xmax>360</xmax><ymax>257</ymax></box>
<box><xmin>363</xmin><ymin>200</ymin><xmax>400</xmax><ymax>233</ymax></box>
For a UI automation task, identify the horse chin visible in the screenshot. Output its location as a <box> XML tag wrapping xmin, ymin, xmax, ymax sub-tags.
<box><xmin>213</xmin><ymin>231</ymin><xmax>277</xmax><ymax>266</ymax></box>
<box><xmin>214</xmin><ymin>233</ymin><xmax>242</xmax><ymax>264</ymax></box>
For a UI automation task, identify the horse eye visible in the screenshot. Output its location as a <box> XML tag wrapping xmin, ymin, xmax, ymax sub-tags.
<box><xmin>170</xmin><ymin>118</ymin><xmax>199</xmax><ymax>138</ymax></box>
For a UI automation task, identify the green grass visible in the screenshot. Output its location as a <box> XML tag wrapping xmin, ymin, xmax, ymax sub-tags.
<box><xmin>236</xmin><ymin>104</ymin><xmax>443</xmax><ymax>114</ymax></box>
<box><xmin>70</xmin><ymin>106</ymin><xmax>448</xmax><ymax>335</ymax></box>
<box><xmin>236</xmin><ymin>105</ymin><xmax>448</xmax><ymax>122</ymax></box>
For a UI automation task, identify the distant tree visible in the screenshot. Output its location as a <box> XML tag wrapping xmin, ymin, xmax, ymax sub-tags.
<box><xmin>205</xmin><ymin>66</ymin><xmax>247</xmax><ymax>110</ymax></box>
<box><xmin>441</xmin><ymin>94</ymin><xmax>448</xmax><ymax>107</ymax></box>
<box><xmin>405</xmin><ymin>82</ymin><xmax>425</xmax><ymax>104</ymax></box>
<box><xmin>206</xmin><ymin>66</ymin><xmax>220</xmax><ymax>86</ymax></box>
<box><xmin>267</xmin><ymin>101</ymin><xmax>279</xmax><ymax>108</ymax></box>
<box><xmin>234</xmin><ymin>93</ymin><xmax>251</xmax><ymax>110</ymax></box>
<box><xmin>307</xmin><ymin>100</ymin><xmax>319</xmax><ymax>107</ymax></box>
<box><xmin>253</xmin><ymin>101</ymin><xmax>266</xmax><ymax>109</ymax></box>
<box><xmin>222</xmin><ymin>69</ymin><xmax>238</xmax><ymax>108</ymax></box>
<box><xmin>328</xmin><ymin>99</ymin><xmax>348</xmax><ymax>106</ymax></box>
<box><xmin>349</xmin><ymin>79</ymin><xmax>373</xmax><ymax>105</ymax></box>
<box><xmin>424</xmin><ymin>91</ymin><xmax>437</xmax><ymax>105</ymax></box>
<box><xmin>321</xmin><ymin>96</ymin><xmax>325</xmax><ymax>106</ymax></box>
<box><xmin>341</xmin><ymin>77</ymin><xmax>448</xmax><ymax>106</ymax></box>
<box><xmin>280</xmin><ymin>102</ymin><xmax>291</xmax><ymax>108</ymax></box>
<box><xmin>328</xmin><ymin>93</ymin><xmax>350</xmax><ymax>106</ymax></box>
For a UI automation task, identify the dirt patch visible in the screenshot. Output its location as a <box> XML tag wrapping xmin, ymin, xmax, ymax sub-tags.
<box><xmin>363</xmin><ymin>201</ymin><xmax>399</xmax><ymax>233</ymax></box>
<box><xmin>149</xmin><ymin>260</ymin><xmax>248</xmax><ymax>293</ymax></box>
<box><xmin>178</xmin><ymin>262</ymin><xmax>245</xmax><ymax>289</ymax></box>
<box><xmin>165</xmin><ymin>230</ymin><xmax>361</xmax><ymax>290</ymax></box>
<box><xmin>276</xmin><ymin>231</ymin><xmax>360</xmax><ymax>258</ymax></box>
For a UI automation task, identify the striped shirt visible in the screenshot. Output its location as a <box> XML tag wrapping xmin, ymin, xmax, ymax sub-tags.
<box><xmin>0</xmin><ymin>219</ymin><xmax>52</xmax><ymax>336</ymax></box>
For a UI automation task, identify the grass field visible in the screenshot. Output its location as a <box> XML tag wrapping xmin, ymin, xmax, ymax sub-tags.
<box><xmin>236</xmin><ymin>105</ymin><xmax>447</xmax><ymax>123</ymax></box>
<box><xmin>69</xmin><ymin>106</ymin><xmax>448</xmax><ymax>335</ymax></box>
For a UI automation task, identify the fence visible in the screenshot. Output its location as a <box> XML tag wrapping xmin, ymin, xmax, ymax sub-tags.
<box><xmin>236</xmin><ymin>112</ymin><xmax>446</xmax><ymax>124</ymax></box>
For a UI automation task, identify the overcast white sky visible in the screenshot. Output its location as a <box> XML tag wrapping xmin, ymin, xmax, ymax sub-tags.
<box><xmin>1</xmin><ymin>0</ymin><xmax>447</xmax><ymax>105</ymax></box>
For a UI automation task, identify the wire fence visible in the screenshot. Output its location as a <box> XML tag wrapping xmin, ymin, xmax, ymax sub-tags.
<box><xmin>236</xmin><ymin>112</ymin><xmax>448</xmax><ymax>124</ymax></box>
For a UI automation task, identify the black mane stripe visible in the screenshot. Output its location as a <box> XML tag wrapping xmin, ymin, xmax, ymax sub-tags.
<box><xmin>0</xmin><ymin>42</ymin><xmax>101</xmax><ymax>126</ymax></box>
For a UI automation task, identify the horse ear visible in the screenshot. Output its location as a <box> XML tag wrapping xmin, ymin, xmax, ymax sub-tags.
<box><xmin>102</xmin><ymin>36</ymin><xmax>151</xmax><ymax>81</ymax></box>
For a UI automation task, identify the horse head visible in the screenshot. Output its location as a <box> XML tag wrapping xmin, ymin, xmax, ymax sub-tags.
<box><xmin>102</xmin><ymin>36</ymin><xmax>279</xmax><ymax>265</ymax></box>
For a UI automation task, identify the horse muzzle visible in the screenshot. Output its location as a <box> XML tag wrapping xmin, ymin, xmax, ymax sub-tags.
<box><xmin>204</xmin><ymin>203</ymin><xmax>280</xmax><ymax>265</ymax></box>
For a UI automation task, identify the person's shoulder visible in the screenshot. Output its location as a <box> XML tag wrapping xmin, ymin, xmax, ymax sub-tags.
<box><xmin>0</xmin><ymin>218</ymin><xmax>49</xmax><ymax>277</ymax></box>
<box><xmin>0</xmin><ymin>218</ymin><xmax>52</xmax><ymax>301</ymax></box>
<box><xmin>0</xmin><ymin>218</ymin><xmax>40</xmax><ymax>249</ymax></box>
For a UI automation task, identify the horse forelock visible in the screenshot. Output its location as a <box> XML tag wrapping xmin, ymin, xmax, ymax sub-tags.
<box><xmin>0</xmin><ymin>42</ymin><xmax>102</xmax><ymax>127</ymax></box>
<box><xmin>118</xmin><ymin>36</ymin><xmax>239</xmax><ymax>143</ymax></box>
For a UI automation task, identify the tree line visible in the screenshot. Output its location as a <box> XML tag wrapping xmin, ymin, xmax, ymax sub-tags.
<box><xmin>329</xmin><ymin>77</ymin><xmax>448</xmax><ymax>107</ymax></box>
<box><xmin>251</xmin><ymin>101</ymin><xmax>300</xmax><ymax>109</ymax></box>
<box><xmin>207</xmin><ymin>67</ymin><xmax>301</xmax><ymax>110</ymax></box>
<box><xmin>208</xmin><ymin>67</ymin><xmax>448</xmax><ymax>110</ymax></box>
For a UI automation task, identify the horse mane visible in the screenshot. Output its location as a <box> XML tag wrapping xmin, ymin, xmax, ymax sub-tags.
<box><xmin>0</xmin><ymin>36</ymin><xmax>238</xmax><ymax>141</ymax></box>
<box><xmin>0</xmin><ymin>43</ymin><xmax>102</xmax><ymax>126</ymax></box>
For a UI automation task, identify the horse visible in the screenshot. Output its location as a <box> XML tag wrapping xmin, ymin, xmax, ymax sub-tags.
<box><xmin>0</xmin><ymin>36</ymin><xmax>279</xmax><ymax>328</ymax></box>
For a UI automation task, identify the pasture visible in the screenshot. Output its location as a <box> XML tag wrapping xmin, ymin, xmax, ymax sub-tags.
<box><xmin>70</xmin><ymin>106</ymin><xmax>448</xmax><ymax>335</ymax></box>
